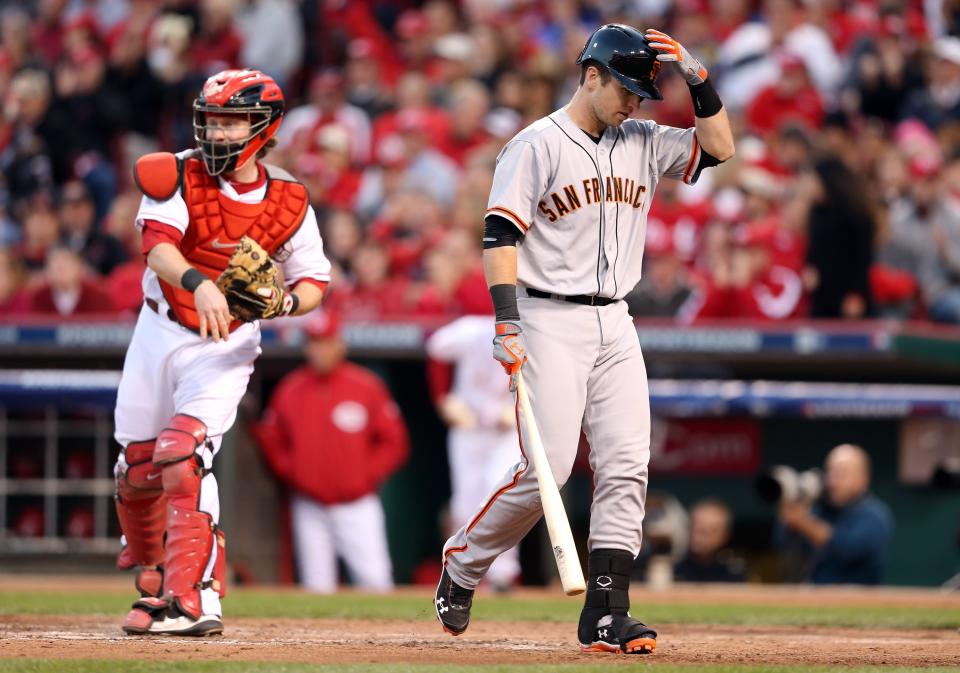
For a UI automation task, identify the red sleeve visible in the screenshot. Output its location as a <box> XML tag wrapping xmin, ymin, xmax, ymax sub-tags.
<box><xmin>366</xmin><ymin>381</ymin><xmax>409</xmax><ymax>487</ymax></box>
<box><xmin>250</xmin><ymin>383</ymin><xmax>296</xmax><ymax>483</ymax></box>
<box><xmin>292</xmin><ymin>278</ymin><xmax>329</xmax><ymax>294</ymax></box>
<box><xmin>141</xmin><ymin>219</ymin><xmax>184</xmax><ymax>257</ymax></box>
<box><xmin>425</xmin><ymin>357</ymin><xmax>453</xmax><ymax>406</ymax></box>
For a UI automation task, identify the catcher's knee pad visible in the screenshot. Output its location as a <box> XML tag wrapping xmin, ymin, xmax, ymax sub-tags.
<box><xmin>153</xmin><ymin>414</ymin><xmax>207</xmax><ymax>466</ymax></box>
<box><xmin>115</xmin><ymin>440</ymin><xmax>165</xmax><ymax>571</ymax></box>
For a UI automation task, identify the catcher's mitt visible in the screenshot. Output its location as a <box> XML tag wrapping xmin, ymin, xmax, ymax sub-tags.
<box><xmin>215</xmin><ymin>236</ymin><xmax>289</xmax><ymax>322</ymax></box>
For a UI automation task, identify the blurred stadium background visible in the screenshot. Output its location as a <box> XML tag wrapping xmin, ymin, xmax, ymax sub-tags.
<box><xmin>0</xmin><ymin>0</ymin><xmax>959</xmax><ymax>593</ymax></box>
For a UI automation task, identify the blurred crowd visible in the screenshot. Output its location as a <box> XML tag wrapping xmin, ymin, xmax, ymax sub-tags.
<box><xmin>1</xmin><ymin>0</ymin><xmax>960</xmax><ymax>323</ymax></box>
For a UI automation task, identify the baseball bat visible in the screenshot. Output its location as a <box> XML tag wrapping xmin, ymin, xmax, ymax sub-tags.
<box><xmin>515</xmin><ymin>371</ymin><xmax>586</xmax><ymax>596</ymax></box>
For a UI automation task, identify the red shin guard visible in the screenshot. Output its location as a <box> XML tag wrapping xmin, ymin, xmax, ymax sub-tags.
<box><xmin>115</xmin><ymin>440</ymin><xmax>165</xmax><ymax>574</ymax></box>
<box><xmin>160</xmin><ymin>455</ymin><xmax>213</xmax><ymax>619</ymax></box>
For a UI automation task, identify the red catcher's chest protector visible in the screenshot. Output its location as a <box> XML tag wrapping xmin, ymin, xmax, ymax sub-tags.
<box><xmin>133</xmin><ymin>151</ymin><xmax>309</xmax><ymax>331</ymax></box>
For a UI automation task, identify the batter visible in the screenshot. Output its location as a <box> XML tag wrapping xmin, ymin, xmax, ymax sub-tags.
<box><xmin>434</xmin><ymin>24</ymin><xmax>734</xmax><ymax>653</ymax></box>
<box><xmin>113</xmin><ymin>69</ymin><xmax>330</xmax><ymax>636</ymax></box>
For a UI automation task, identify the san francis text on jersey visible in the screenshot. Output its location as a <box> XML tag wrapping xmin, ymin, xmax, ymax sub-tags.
<box><xmin>538</xmin><ymin>176</ymin><xmax>648</xmax><ymax>222</ymax></box>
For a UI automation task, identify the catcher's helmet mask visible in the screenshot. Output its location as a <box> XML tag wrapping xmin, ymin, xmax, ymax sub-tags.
<box><xmin>577</xmin><ymin>24</ymin><xmax>663</xmax><ymax>101</ymax></box>
<box><xmin>193</xmin><ymin>70</ymin><xmax>284</xmax><ymax>176</ymax></box>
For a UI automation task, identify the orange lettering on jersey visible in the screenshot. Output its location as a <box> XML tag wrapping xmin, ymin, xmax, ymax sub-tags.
<box><xmin>632</xmin><ymin>184</ymin><xmax>647</xmax><ymax>208</ymax></box>
<box><xmin>551</xmin><ymin>192</ymin><xmax>570</xmax><ymax>217</ymax></box>
<box><xmin>591</xmin><ymin>178</ymin><xmax>601</xmax><ymax>203</ymax></box>
<box><xmin>538</xmin><ymin>200</ymin><xmax>558</xmax><ymax>222</ymax></box>
<box><xmin>613</xmin><ymin>177</ymin><xmax>623</xmax><ymax>203</ymax></box>
<box><xmin>605</xmin><ymin>177</ymin><xmax>613</xmax><ymax>202</ymax></box>
<box><xmin>582</xmin><ymin>179</ymin><xmax>593</xmax><ymax>205</ymax></box>
<box><xmin>624</xmin><ymin>179</ymin><xmax>634</xmax><ymax>206</ymax></box>
<box><xmin>563</xmin><ymin>184</ymin><xmax>581</xmax><ymax>212</ymax></box>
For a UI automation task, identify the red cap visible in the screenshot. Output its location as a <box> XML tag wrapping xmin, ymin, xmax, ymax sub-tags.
<box><xmin>397</xmin><ymin>10</ymin><xmax>429</xmax><ymax>39</ymax></box>
<box><xmin>303</xmin><ymin>311</ymin><xmax>341</xmax><ymax>340</ymax></box>
<box><xmin>396</xmin><ymin>108</ymin><xmax>431</xmax><ymax>133</ymax></box>
<box><xmin>64</xmin><ymin>13</ymin><xmax>100</xmax><ymax>39</ymax></box>
<box><xmin>71</xmin><ymin>44</ymin><xmax>103</xmax><ymax>67</ymax></box>
<box><xmin>778</xmin><ymin>52</ymin><xmax>806</xmax><ymax>72</ymax></box>
<box><xmin>348</xmin><ymin>38</ymin><xmax>378</xmax><ymax>60</ymax></box>
<box><xmin>909</xmin><ymin>154</ymin><xmax>942</xmax><ymax>179</ymax></box>
<box><xmin>311</xmin><ymin>69</ymin><xmax>344</xmax><ymax>93</ymax></box>
<box><xmin>876</xmin><ymin>15</ymin><xmax>905</xmax><ymax>38</ymax></box>
<box><xmin>736</xmin><ymin>221</ymin><xmax>778</xmax><ymax>248</ymax></box>
<box><xmin>644</xmin><ymin>231</ymin><xmax>675</xmax><ymax>256</ymax></box>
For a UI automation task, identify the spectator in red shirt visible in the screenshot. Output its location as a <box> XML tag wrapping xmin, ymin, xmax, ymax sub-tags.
<box><xmin>371</xmin><ymin>71</ymin><xmax>450</xmax><ymax>153</ymax></box>
<box><xmin>104</xmin><ymin>190</ymin><xmax>147</xmax><ymax>313</ymax></box>
<box><xmin>437</xmin><ymin>79</ymin><xmax>492</xmax><ymax>167</ymax></box>
<box><xmin>28</xmin><ymin>245</ymin><xmax>114</xmax><ymax>315</ymax></box>
<box><xmin>325</xmin><ymin>241</ymin><xmax>409</xmax><ymax>320</ymax></box>
<box><xmin>189</xmin><ymin>0</ymin><xmax>244</xmax><ymax>75</ymax></box>
<box><xmin>295</xmin><ymin>125</ymin><xmax>363</xmax><ymax>214</ymax></box>
<box><xmin>745</xmin><ymin>52</ymin><xmax>824</xmax><ymax>137</ymax></box>
<box><xmin>280</xmin><ymin>70</ymin><xmax>372</xmax><ymax>168</ymax></box>
<box><xmin>344</xmin><ymin>38</ymin><xmax>395</xmax><ymax>118</ymax></box>
<box><xmin>645</xmin><ymin>177</ymin><xmax>713</xmax><ymax>267</ymax></box>
<box><xmin>31</xmin><ymin>0</ymin><xmax>69</xmax><ymax>66</ymax></box>
<box><xmin>394</xmin><ymin>8</ymin><xmax>439</xmax><ymax>76</ymax></box>
<box><xmin>691</xmin><ymin>222</ymin><xmax>805</xmax><ymax>321</ymax></box>
<box><xmin>252</xmin><ymin>311</ymin><xmax>409</xmax><ymax>593</ymax></box>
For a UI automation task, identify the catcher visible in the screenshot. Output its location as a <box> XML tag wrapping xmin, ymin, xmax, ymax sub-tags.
<box><xmin>112</xmin><ymin>69</ymin><xmax>330</xmax><ymax>636</ymax></box>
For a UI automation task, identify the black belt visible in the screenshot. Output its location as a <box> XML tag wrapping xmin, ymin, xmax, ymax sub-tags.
<box><xmin>145</xmin><ymin>297</ymin><xmax>181</xmax><ymax>325</ymax></box>
<box><xmin>526</xmin><ymin>288</ymin><xmax>618</xmax><ymax>306</ymax></box>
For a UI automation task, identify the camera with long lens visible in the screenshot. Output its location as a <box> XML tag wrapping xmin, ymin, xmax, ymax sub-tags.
<box><xmin>754</xmin><ymin>466</ymin><xmax>823</xmax><ymax>504</ymax></box>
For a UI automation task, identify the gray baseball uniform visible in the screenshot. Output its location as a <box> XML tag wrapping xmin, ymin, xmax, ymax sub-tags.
<box><xmin>443</xmin><ymin>107</ymin><xmax>704</xmax><ymax>588</ymax></box>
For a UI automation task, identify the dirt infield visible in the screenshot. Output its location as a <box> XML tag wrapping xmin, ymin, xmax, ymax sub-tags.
<box><xmin>2</xmin><ymin>615</ymin><xmax>959</xmax><ymax>667</ymax></box>
<box><xmin>1</xmin><ymin>579</ymin><xmax>958</xmax><ymax>667</ymax></box>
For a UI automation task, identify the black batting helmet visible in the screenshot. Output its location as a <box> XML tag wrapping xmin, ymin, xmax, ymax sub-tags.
<box><xmin>577</xmin><ymin>24</ymin><xmax>663</xmax><ymax>101</ymax></box>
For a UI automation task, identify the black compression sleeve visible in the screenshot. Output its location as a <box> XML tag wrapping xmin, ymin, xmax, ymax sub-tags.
<box><xmin>483</xmin><ymin>215</ymin><xmax>523</xmax><ymax>249</ymax></box>
<box><xmin>489</xmin><ymin>283</ymin><xmax>520</xmax><ymax>322</ymax></box>
<box><xmin>688</xmin><ymin>77</ymin><xmax>723</xmax><ymax>118</ymax></box>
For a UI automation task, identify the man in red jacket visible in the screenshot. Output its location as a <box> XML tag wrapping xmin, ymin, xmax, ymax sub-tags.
<box><xmin>253</xmin><ymin>311</ymin><xmax>409</xmax><ymax>592</ymax></box>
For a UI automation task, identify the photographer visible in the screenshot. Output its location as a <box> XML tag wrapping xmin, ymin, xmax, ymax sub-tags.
<box><xmin>779</xmin><ymin>444</ymin><xmax>893</xmax><ymax>585</ymax></box>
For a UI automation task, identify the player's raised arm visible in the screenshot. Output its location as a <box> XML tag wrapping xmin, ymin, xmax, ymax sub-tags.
<box><xmin>645</xmin><ymin>28</ymin><xmax>735</xmax><ymax>162</ymax></box>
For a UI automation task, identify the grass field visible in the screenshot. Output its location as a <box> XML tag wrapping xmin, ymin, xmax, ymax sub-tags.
<box><xmin>2</xmin><ymin>588</ymin><xmax>959</xmax><ymax>630</ymax></box>
<box><xmin>1</xmin><ymin>577</ymin><xmax>958</xmax><ymax>672</ymax></box>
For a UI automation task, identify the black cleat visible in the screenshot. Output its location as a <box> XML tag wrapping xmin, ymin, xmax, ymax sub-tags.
<box><xmin>434</xmin><ymin>568</ymin><xmax>474</xmax><ymax>636</ymax></box>
<box><xmin>580</xmin><ymin>613</ymin><xmax>657</xmax><ymax>654</ymax></box>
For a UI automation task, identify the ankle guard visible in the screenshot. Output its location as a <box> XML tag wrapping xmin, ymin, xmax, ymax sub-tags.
<box><xmin>577</xmin><ymin>548</ymin><xmax>634</xmax><ymax>644</ymax></box>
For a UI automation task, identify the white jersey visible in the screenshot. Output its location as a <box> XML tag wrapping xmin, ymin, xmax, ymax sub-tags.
<box><xmin>135</xmin><ymin>169</ymin><xmax>332</xmax><ymax>304</ymax></box>
<box><xmin>486</xmin><ymin>107</ymin><xmax>701</xmax><ymax>299</ymax></box>
<box><xmin>425</xmin><ymin>315</ymin><xmax>513</xmax><ymax>430</ymax></box>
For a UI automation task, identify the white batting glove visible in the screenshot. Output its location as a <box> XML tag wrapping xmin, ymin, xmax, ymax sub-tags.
<box><xmin>645</xmin><ymin>29</ymin><xmax>708</xmax><ymax>85</ymax></box>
